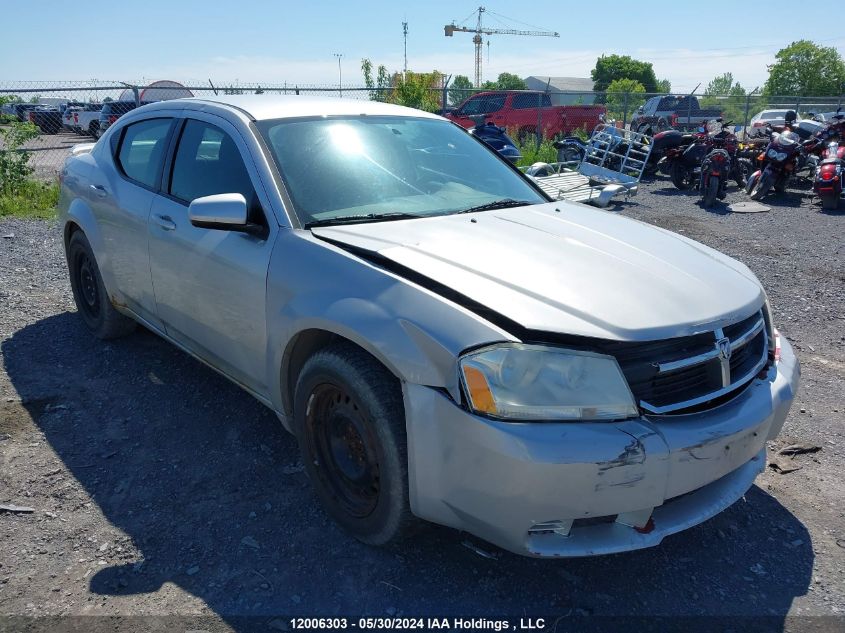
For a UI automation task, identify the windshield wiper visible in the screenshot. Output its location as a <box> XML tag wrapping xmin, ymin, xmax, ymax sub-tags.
<box><xmin>455</xmin><ymin>199</ymin><xmax>538</xmax><ymax>214</ymax></box>
<box><xmin>304</xmin><ymin>212</ymin><xmax>425</xmax><ymax>229</ymax></box>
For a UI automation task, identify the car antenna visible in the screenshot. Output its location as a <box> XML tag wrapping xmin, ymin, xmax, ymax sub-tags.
<box><xmin>208</xmin><ymin>79</ymin><xmax>219</xmax><ymax>96</ymax></box>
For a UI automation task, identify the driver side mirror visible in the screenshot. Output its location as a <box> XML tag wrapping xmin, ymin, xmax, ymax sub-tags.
<box><xmin>189</xmin><ymin>193</ymin><xmax>264</xmax><ymax>236</ymax></box>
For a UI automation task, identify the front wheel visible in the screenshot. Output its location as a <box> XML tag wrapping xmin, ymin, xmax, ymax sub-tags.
<box><xmin>750</xmin><ymin>170</ymin><xmax>774</xmax><ymax>200</ymax></box>
<box><xmin>670</xmin><ymin>162</ymin><xmax>692</xmax><ymax>190</ymax></box>
<box><xmin>67</xmin><ymin>231</ymin><xmax>136</xmax><ymax>339</ymax></box>
<box><xmin>294</xmin><ymin>343</ymin><xmax>415</xmax><ymax>546</ymax></box>
<box><xmin>702</xmin><ymin>176</ymin><xmax>719</xmax><ymax>207</ymax></box>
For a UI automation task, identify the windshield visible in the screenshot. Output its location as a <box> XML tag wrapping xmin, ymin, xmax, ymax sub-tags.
<box><xmin>257</xmin><ymin>116</ymin><xmax>546</xmax><ymax>227</ymax></box>
<box><xmin>776</xmin><ymin>131</ymin><xmax>800</xmax><ymax>146</ymax></box>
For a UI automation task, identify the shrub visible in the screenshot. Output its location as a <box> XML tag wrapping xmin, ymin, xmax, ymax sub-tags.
<box><xmin>513</xmin><ymin>135</ymin><xmax>557</xmax><ymax>167</ymax></box>
<box><xmin>0</xmin><ymin>179</ymin><xmax>59</xmax><ymax>219</ymax></box>
<box><xmin>0</xmin><ymin>121</ymin><xmax>40</xmax><ymax>196</ymax></box>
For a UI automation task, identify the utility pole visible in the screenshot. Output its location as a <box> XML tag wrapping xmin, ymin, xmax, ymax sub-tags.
<box><xmin>402</xmin><ymin>21</ymin><xmax>408</xmax><ymax>76</ymax></box>
<box><xmin>333</xmin><ymin>53</ymin><xmax>343</xmax><ymax>97</ymax></box>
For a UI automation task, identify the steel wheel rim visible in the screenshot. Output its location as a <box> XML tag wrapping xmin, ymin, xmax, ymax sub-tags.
<box><xmin>306</xmin><ymin>383</ymin><xmax>380</xmax><ymax>518</ymax></box>
<box><xmin>77</xmin><ymin>253</ymin><xmax>100</xmax><ymax>317</ymax></box>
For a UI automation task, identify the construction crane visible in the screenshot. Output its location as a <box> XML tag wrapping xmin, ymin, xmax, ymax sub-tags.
<box><xmin>444</xmin><ymin>7</ymin><xmax>558</xmax><ymax>88</ymax></box>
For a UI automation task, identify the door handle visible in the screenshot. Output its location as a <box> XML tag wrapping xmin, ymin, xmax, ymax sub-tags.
<box><xmin>89</xmin><ymin>184</ymin><xmax>108</xmax><ymax>198</ymax></box>
<box><xmin>152</xmin><ymin>214</ymin><xmax>177</xmax><ymax>231</ymax></box>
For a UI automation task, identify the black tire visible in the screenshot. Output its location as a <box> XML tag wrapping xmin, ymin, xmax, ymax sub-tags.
<box><xmin>670</xmin><ymin>162</ymin><xmax>692</xmax><ymax>190</ymax></box>
<box><xmin>774</xmin><ymin>175</ymin><xmax>788</xmax><ymax>194</ymax></box>
<box><xmin>88</xmin><ymin>121</ymin><xmax>99</xmax><ymax>138</ymax></box>
<box><xmin>702</xmin><ymin>176</ymin><xmax>719</xmax><ymax>207</ymax></box>
<box><xmin>734</xmin><ymin>159</ymin><xmax>751</xmax><ymax>188</ymax></box>
<box><xmin>294</xmin><ymin>343</ymin><xmax>415</xmax><ymax>546</ymax></box>
<box><xmin>820</xmin><ymin>194</ymin><xmax>839</xmax><ymax>210</ymax></box>
<box><xmin>750</xmin><ymin>170</ymin><xmax>774</xmax><ymax>200</ymax></box>
<box><xmin>67</xmin><ymin>231</ymin><xmax>136</xmax><ymax>339</ymax></box>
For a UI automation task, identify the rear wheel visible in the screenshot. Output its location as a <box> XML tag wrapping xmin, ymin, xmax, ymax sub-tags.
<box><xmin>820</xmin><ymin>193</ymin><xmax>840</xmax><ymax>210</ymax></box>
<box><xmin>67</xmin><ymin>231</ymin><xmax>136</xmax><ymax>339</ymax></box>
<box><xmin>750</xmin><ymin>170</ymin><xmax>774</xmax><ymax>200</ymax></box>
<box><xmin>670</xmin><ymin>162</ymin><xmax>692</xmax><ymax>190</ymax></box>
<box><xmin>702</xmin><ymin>176</ymin><xmax>719</xmax><ymax>207</ymax></box>
<box><xmin>558</xmin><ymin>146</ymin><xmax>583</xmax><ymax>165</ymax></box>
<box><xmin>88</xmin><ymin>121</ymin><xmax>99</xmax><ymax>138</ymax></box>
<box><xmin>294</xmin><ymin>343</ymin><xmax>415</xmax><ymax>546</ymax></box>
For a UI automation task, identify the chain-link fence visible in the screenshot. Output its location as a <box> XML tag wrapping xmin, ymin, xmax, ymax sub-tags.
<box><xmin>2</xmin><ymin>80</ymin><xmax>844</xmax><ymax>179</ymax></box>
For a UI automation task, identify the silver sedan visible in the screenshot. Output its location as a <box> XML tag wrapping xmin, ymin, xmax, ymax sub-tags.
<box><xmin>58</xmin><ymin>95</ymin><xmax>799</xmax><ymax>557</ymax></box>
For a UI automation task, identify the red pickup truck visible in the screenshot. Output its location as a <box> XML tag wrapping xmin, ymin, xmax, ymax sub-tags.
<box><xmin>445</xmin><ymin>90</ymin><xmax>606</xmax><ymax>140</ymax></box>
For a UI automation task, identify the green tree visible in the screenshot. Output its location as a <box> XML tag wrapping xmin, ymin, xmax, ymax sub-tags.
<box><xmin>491</xmin><ymin>72</ymin><xmax>526</xmax><ymax>90</ymax></box>
<box><xmin>362</xmin><ymin>58</ymin><xmax>391</xmax><ymax>102</ymax></box>
<box><xmin>591</xmin><ymin>54</ymin><xmax>658</xmax><ymax>95</ymax></box>
<box><xmin>764</xmin><ymin>40</ymin><xmax>845</xmax><ymax>96</ymax></box>
<box><xmin>362</xmin><ymin>59</ymin><xmax>444</xmax><ymax>112</ymax></box>
<box><xmin>656</xmin><ymin>78</ymin><xmax>671</xmax><ymax>94</ymax></box>
<box><xmin>605</xmin><ymin>78</ymin><xmax>646</xmax><ymax>121</ymax></box>
<box><xmin>390</xmin><ymin>70</ymin><xmax>444</xmax><ymax>112</ymax></box>
<box><xmin>448</xmin><ymin>74</ymin><xmax>473</xmax><ymax>106</ymax></box>
<box><xmin>702</xmin><ymin>73</ymin><xmax>747</xmax><ymax>123</ymax></box>
<box><xmin>704</xmin><ymin>72</ymin><xmax>745</xmax><ymax>97</ymax></box>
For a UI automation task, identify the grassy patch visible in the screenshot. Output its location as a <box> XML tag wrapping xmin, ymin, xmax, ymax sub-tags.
<box><xmin>0</xmin><ymin>180</ymin><xmax>59</xmax><ymax>219</ymax></box>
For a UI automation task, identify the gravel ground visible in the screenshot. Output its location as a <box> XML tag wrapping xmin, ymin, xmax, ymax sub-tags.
<box><xmin>0</xmin><ymin>177</ymin><xmax>844</xmax><ymax>632</ymax></box>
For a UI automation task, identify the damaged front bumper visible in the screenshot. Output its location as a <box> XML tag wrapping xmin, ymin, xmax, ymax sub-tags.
<box><xmin>404</xmin><ymin>337</ymin><xmax>799</xmax><ymax>557</ymax></box>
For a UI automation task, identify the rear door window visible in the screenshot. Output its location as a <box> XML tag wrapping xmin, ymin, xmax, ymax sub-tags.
<box><xmin>115</xmin><ymin>118</ymin><xmax>173</xmax><ymax>189</ymax></box>
<box><xmin>512</xmin><ymin>93</ymin><xmax>537</xmax><ymax>109</ymax></box>
<box><xmin>461</xmin><ymin>94</ymin><xmax>506</xmax><ymax>115</ymax></box>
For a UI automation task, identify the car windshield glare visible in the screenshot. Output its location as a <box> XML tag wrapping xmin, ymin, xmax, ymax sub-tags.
<box><xmin>257</xmin><ymin>116</ymin><xmax>545</xmax><ymax>226</ymax></box>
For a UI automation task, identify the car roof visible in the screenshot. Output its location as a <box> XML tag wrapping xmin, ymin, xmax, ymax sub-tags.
<box><xmin>136</xmin><ymin>94</ymin><xmax>443</xmax><ymax>122</ymax></box>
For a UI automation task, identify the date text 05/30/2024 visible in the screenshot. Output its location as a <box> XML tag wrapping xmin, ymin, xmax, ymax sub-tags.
<box><xmin>289</xmin><ymin>618</ymin><xmax>547</xmax><ymax>630</ymax></box>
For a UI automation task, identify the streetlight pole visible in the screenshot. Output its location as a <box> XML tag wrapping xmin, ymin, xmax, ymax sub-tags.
<box><xmin>333</xmin><ymin>53</ymin><xmax>343</xmax><ymax>97</ymax></box>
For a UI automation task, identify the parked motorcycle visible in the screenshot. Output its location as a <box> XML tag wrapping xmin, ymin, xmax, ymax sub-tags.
<box><xmin>667</xmin><ymin>120</ymin><xmax>749</xmax><ymax>191</ymax></box>
<box><xmin>469</xmin><ymin>121</ymin><xmax>522</xmax><ymax>165</ymax></box>
<box><xmin>813</xmin><ymin>138</ymin><xmax>845</xmax><ymax>210</ymax></box>
<box><xmin>648</xmin><ymin>129</ymin><xmax>695</xmax><ymax>175</ymax></box>
<box><xmin>745</xmin><ymin>129</ymin><xmax>804</xmax><ymax>200</ymax></box>
<box><xmin>699</xmin><ymin>147</ymin><xmax>732</xmax><ymax>207</ymax></box>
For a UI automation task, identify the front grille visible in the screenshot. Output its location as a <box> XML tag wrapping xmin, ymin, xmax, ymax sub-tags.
<box><xmin>594</xmin><ymin>310</ymin><xmax>769</xmax><ymax>415</ymax></box>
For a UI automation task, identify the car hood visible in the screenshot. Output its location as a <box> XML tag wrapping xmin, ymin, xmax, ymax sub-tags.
<box><xmin>311</xmin><ymin>202</ymin><xmax>764</xmax><ymax>341</ymax></box>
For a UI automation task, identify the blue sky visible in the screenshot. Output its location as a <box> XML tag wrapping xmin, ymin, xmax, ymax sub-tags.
<box><xmin>3</xmin><ymin>0</ymin><xmax>844</xmax><ymax>92</ymax></box>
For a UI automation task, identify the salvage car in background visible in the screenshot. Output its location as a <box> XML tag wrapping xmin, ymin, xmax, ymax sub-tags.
<box><xmin>58</xmin><ymin>96</ymin><xmax>799</xmax><ymax>557</ymax></box>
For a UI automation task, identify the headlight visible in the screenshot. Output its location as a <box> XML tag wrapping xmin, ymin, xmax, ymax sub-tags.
<box><xmin>458</xmin><ymin>344</ymin><xmax>638</xmax><ymax>421</ymax></box>
<box><xmin>767</xmin><ymin>148</ymin><xmax>778</xmax><ymax>159</ymax></box>
<box><xmin>763</xmin><ymin>296</ymin><xmax>777</xmax><ymax>357</ymax></box>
